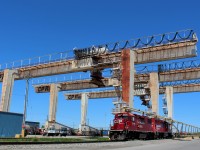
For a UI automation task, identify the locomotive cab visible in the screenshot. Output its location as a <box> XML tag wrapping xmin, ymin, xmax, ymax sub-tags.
<box><xmin>110</xmin><ymin>113</ymin><xmax>133</xmax><ymax>140</ymax></box>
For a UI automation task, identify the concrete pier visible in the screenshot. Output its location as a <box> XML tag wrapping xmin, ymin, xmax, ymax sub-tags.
<box><xmin>79</xmin><ymin>93</ymin><xmax>89</xmax><ymax>133</ymax></box>
<box><xmin>49</xmin><ymin>84</ymin><xmax>59</xmax><ymax>122</ymax></box>
<box><xmin>165</xmin><ymin>86</ymin><xmax>173</xmax><ymax>119</ymax></box>
<box><xmin>149</xmin><ymin>72</ymin><xmax>159</xmax><ymax>114</ymax></box>
<box><xmin>0</xmin><ymin>69</ymin><xmax>18</xmax><ymax>112</ymax></box>
<box><xmin>81</xmin><ymin>93</ymin><xmax>88</xmax><ymax>126</ymax></box>
<box><xmin>121</xmin><ymin>49</ymin><xmax>134</xmax><ymax>108</ymax></box>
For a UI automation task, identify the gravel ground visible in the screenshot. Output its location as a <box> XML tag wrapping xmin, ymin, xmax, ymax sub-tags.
<box><xmin>0</xmin><ymin>139</ymin><xmax>199</xmax><ymax>150</ymax></box>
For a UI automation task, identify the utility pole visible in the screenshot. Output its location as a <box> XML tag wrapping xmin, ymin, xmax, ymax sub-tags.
<box><xmin>22</xmin><ymin>78</ymin><xmax>29</xmax><ymax>137</ymax></box>
<box><xmin>104</xmin><ymin>112</ymin><xmax>107</xmax><ymax>130</ymax></box>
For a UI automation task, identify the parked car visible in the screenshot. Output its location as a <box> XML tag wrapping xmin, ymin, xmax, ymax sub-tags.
<box><xmin>59</xmin><ymin>127</ymin><xmax>68</xmax><ymax>136</ymax></box>
<box><xmin>43</xmin><ymin>125</ymin><xmax>59</xmax><ymax>136</ymax></box>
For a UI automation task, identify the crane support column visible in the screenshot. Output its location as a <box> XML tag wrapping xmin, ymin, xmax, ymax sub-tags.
<box><xmin>81</xmin><ymin>93</ymin><xmax>88</xmax><ymax>126</ymax></box>
<box><xmin>49</xmin><ymin>84</ymin><xmax>59</xmax><ymax>123</ymax></box>
<box><xmin>165</xmin><ymin>86</ymin><xmax>173</xmax><ymax>119</ymax></box>
<box><xmin>79</xmin><ymin>93</ymin><xmax>89</xmax><ymax>133</ymax></box>
<box><xmin>149</xmin><ymin>72</ymin><xmax>159</xmax><ymax>114</ymax></box>
<box><xmin>121</xmin><ymin>49</ymin><xmax>134</xmax><ymax>108</ymax></box>
<box><xmin>0</xmin><ymin>69</ymin><xmax>18</xmax><ymax>112</ymax></box>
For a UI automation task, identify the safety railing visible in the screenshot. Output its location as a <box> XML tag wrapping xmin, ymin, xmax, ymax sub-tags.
<box><xmin>0</xmin><ymin>50</ymin><xmax>74</xmax><ymax>71</ymax></box>
<box><xmin>64</xmin><ymin>87</ymin><xmax>115</xmax><ymax>95</ymax></box>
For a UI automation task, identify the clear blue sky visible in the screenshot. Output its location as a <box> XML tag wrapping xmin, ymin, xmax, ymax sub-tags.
<box><xmin>0</xmin><ymin>0</ymin><xmax>200</xmax><ymax>128</ymax></box>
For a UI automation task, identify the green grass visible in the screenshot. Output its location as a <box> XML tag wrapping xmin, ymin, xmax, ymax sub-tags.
<box><xmin>86</xmin><ymin>137</ymin><xmax>110</xmax><ymax>141</ymax></box>
<box><xmin>0</xmin><ymin>137</ymin><xmax>110</xmax><ymax>143</ymax></box>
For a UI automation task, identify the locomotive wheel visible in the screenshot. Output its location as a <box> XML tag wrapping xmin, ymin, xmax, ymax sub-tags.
<box><xmin>111</xmin><ymin>134</ymin><xmax>118</xmax><ymax>141</ymax></box>
<box><xmin>117</xmin><ymin>134</ymin><xmax>126</xmax><ymax>141</ymax></box>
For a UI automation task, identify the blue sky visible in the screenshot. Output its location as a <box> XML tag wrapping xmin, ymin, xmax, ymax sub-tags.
<box><xmin>0</xmin><ymin>0</ymin><xmax>200</xmax><ymax>128</ymax></box>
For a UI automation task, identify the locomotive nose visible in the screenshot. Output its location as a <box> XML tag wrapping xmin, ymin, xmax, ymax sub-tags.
<box><xmin>114</xmin><ymin>119</ymin><xmax>123</xmax><ymax>124</ymax></box>
<box><xmin>112</xmin><ymin>119</ymin><xmax>126</xmax><ymax>130</ymax></box>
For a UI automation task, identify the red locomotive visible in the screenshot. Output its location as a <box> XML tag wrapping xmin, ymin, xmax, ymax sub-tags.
<box><xmin>109</xmin><ymin>112</ymin><xmax>172</xmax><ymax>140</ymax></box>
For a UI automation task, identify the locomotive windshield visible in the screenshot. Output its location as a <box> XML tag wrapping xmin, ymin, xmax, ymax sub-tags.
<box><xmin>115</xmin><ymin>113</ymin><xmax>129</xmax><ymax>120</ymax></box>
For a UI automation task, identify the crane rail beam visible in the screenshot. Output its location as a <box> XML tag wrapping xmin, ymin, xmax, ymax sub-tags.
<box><xmin>64</xmin><ymin>83</ymin><xmax>200</xmax><ymax>100</ymax></box>
<box><xmin>135</xmin><ymin>67</ymin><xmax>200</xmax><ymax>82</ymax></box>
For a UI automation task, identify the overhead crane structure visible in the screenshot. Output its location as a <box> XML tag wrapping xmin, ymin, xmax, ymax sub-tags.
<box><xmin>0</xmin><ymin>29</ymin><xmax>200</xmax><ymax>133</ymax></box>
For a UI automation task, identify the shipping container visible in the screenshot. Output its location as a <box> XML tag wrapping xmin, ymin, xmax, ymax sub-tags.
<box><xmin>0</xmin><ymin>112</ymin><xmax>23</xmax><ymax>138</ymax></box>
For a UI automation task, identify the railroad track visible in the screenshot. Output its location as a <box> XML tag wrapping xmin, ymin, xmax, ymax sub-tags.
<box><xmin>0</xmin><ymin>140</ymin><xmax>125</xmax><ymax>145</ymax></box>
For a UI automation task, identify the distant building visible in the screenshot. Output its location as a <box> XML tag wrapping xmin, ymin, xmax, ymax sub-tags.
<box><xmin>25</xmin><ymin>121</ymin><xmax>40</xmax><ymax>128</ymax></box>
<box><xmin>0</xmin><ymin>112</ymin><xmax>23</xmax><ymax>138</ymax></box>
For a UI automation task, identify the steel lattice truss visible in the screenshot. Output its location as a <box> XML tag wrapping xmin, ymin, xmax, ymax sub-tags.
<box><xmin>160</xmin><ymin>79</ymin><xmax>200</xmax><ymax>87</ymax></box>
<box><xmin>136</xmin><ymin>59</ymin><xmax>200</xmax><ymax>74</ymax></box>
<box><xmin>74</xmin><ymin>29</ymin><xmax>196</xmax><ymax>59</ymax></box>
